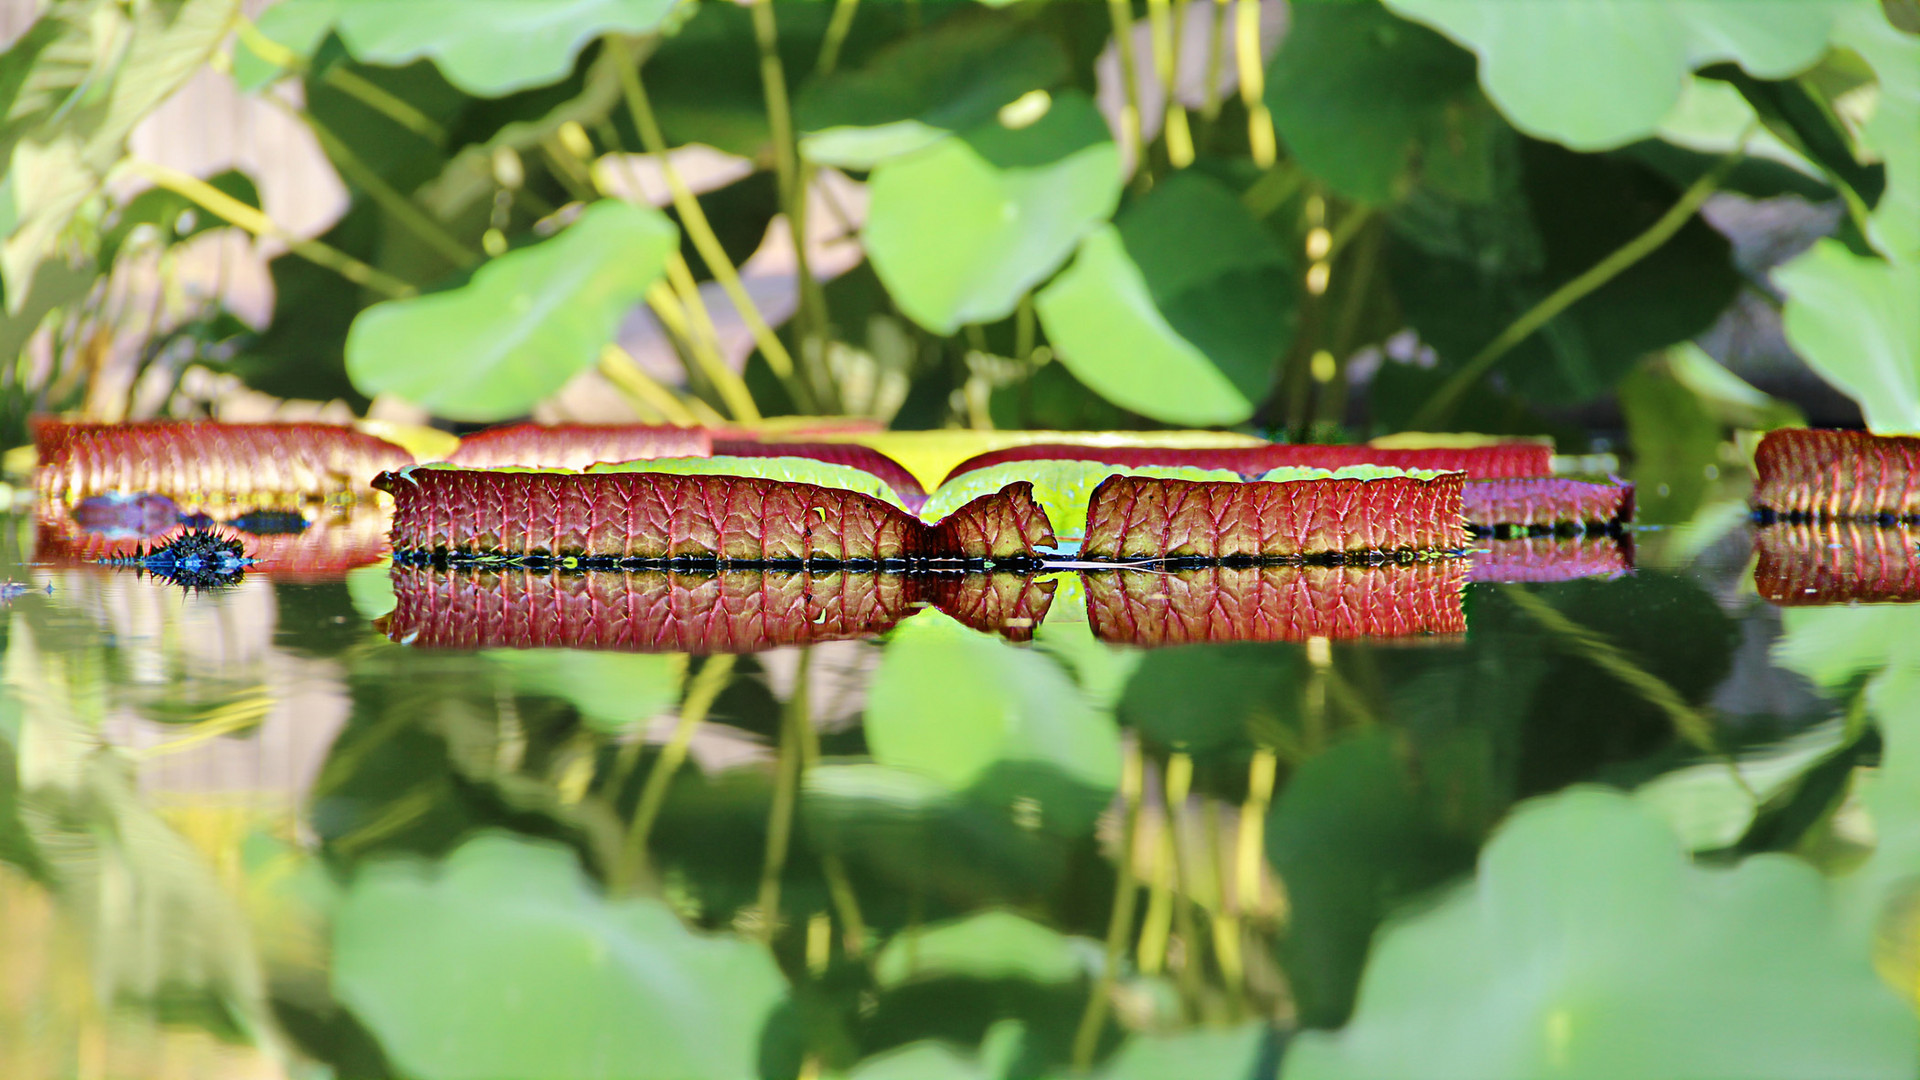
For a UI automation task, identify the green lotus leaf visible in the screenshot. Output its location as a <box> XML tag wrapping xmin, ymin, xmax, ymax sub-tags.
<box><xmin>333</xmin><ymin>832</ymin><xmax>785</xmax><ymax>1080</ymax></box>
<box><xmin>1380</xmin><ymin>0</ymin><xmax>1846</xmax><ymax>150</ymax></box>
<box><xmin>1283</xmin><ymin>788</ymin><xmax>1916</xmax><ymax>1080</ymax></box>
<box><xmin>865</xmin><ymin>90</ymin><xmax>1121</xmax><ymax>334</ymax></box>
<box><xmin>1777</xmin><ymin>240</ymin><xmax>1920</xmax><ymax>435</ymax></box>
<box><xmin>346</xmin><ymin>199</ymin><xmax>677</xmax><ymax>422</ymax></box>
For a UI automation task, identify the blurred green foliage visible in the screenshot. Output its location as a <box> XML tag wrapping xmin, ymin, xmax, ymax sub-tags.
<box><xmin>0</xmin><ymin>0</ymin><xmax>1910</xmax><ymax>445</ymax></box>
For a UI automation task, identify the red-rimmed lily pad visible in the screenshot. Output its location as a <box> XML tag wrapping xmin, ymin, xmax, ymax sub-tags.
<box><xmin>1756</xmin><ymin>522</ymin><xmax>1920</xmax><ymax>606</ymax></box>
<box><xmin>373</xmin><ymin>464</ymin><xmax>1052</xmax><ymax>563</ymax></box>
<box><xmin>445</xmin><ymin>422</ymin><xmax>713</xmax><ymax>470</ymax></box>
<box><xmin>32</xmin><ymin>417</ymin><xmax>414</xmax><ymax>504</ymax></box>
<box><xmin>1081</xmin><ymin>472</ymin><xmax>1468</xmax><ymax>560</ymax></box>
<box><xmin>1753</xmin><ymin>428</ymin><xmax>1920</xmax><ymax>519</ymax></box>
<box><xmin>941</xmin><ymin>440</ymin><xmax>1555</xmax><ymax>484</ymax></box>
<box><xmin>1085</xmin><ymin>562</ymin><xmax>1469</xmax><ymax>647</ymax></box>
<box><xmin>1464</xmin><ymin>477</ymin><xmax>1635</xmax><ymax>531</ymax></box>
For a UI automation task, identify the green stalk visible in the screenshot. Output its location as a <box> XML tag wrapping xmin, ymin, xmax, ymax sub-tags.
<box><xmin>815</xmin><ymin>0</ymin><xmax>861</xmax><ymax>78</ymax></box>
<box><xmin>1073</xmin><ymin>742</ymin><xmax>1145</xmax><ymax>1071</ymax></box>
<box><xmin>750</xmin><ymin>0</ymin><xmax>836</xmax><ymax>409</ymax></box>
<box><xmin>608</xmin><ymin>36</ymin><xmax>812</xmax><ymax>408</ymax></box>
<box><xmin>756</xmin><ymin>649</ymin><xmax>811</xmax><ymax>945</ymax></box>
<box><xmin>126</xmin><ymin>160</ymin><xmax>414</xmax><ymax>299</ymax></box>
<box><xmin>616</xmin><ymin>655</ymin><xmax>736</xmax><ymax>889</ymax></box>
<box><xmin>237</xmin><ymin>20</ymin><xmax>447</xmax><ymax>146</ymax></box>
<box><xmin>1106</xmin><ymin>0</ymin><xmax>1147</xmax><ymax>183</ymax></box>
<box><xmin>1410</xmin><ymin>142</ymin><xmax>1746</xmax><ymax>429</ymax></box>
<box><xmin>299</xmin><ymin>108</ymin><xmax>479</xmax><ymax>271</ymax></box>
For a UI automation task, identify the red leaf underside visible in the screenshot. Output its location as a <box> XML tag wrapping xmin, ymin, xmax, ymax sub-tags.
<box><xmin>710</xmin><ymin>440</ymin><xmax>927</xmax><ymax>509</ymax></box>
<box><xmin>1081</xmin><ymin>473</ymin><xmax>1468</xmax><ymax>560</ymax></box>
<box><xmin>1467</xmin><ymin>536</ymin><xmax>1634</xmax><ymax>584</ymax></box>
<box><xmin>944</xmin><ymin>441</ymin><xmax>1553</xmax><ymax>484</ymax></box>
<box><xmin>374</xmin><ymin>468</ymin><xmax>1052</xmax><ymax>563</ymax></box>
<box><xmin>1084</xmin><ymin>561</ymin><xmax>1470</xmax><ymax>647</ymax></box>
<box><xmin>445</xmin><ymin>423</ymin><xmax>714</xmax><ymax>469</ymax></box>
<box><xmin>385</xmin><ymin>567</ymin><xmax>920</xmax><ymax>653</ymax></box>
<box><xmin>1753</xmin><ymin>428</ymin><xmax>1920</xmax><ymax>518</ymax></box>
<box><xmin>1754</xmin><ymin>522</ymin><xmax>1920</xmax><ymax>605</ymax></box>
<box><xmin>1464</xmin><ymin>478</ymin><xmax>1635</xmax><ymax>530</ymax></box>
<box><xmin>35</xmin><ymin>504</ymin><xmax>390</xmax><ymax>581</ymax></box>
<box><xmin>34</xmin><ymin>418</ymin><xmax>413</xmax><ymax>504</ymax></box>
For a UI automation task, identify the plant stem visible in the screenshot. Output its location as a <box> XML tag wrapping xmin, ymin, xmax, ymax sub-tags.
<box><xmin>1236</xmin><ymin>0</ymin><xmax>1275</xmax><ymax>167</ymax></box>
<box><xmin>815</xmin><ymin>0</ymin><xmax>861</xmax><ymax>77</ymax></box>
<box><xmin>757</xmin><ymin>649</ymin><xmax>811</xmax><ymax>945</ymax></box>
<box><xmin>1161</xmin><ymin>0</ymin><xmax>1195</xmax><ymax>168</ymax></box>
<box><xmin>1073</xmin><ymin>741</ymin><xmax>1145</xmax><ymax>1072</ymax></box>
<box><xmin>297</xmin><ymin>107</ymin><xmax>480</xmax><ymax>271</ymax></box>
<box><xmin>1241</xmin><ymin>161</ymin><xmax>1303</xmax><ymax>219</ymax></box>
<box><xmin>616</xmin><ymin>654</ymin><xmax>736</xmax><ymax>889</ymax></box>
<box><xmin>1235</xmin><ymin>749</ymin><xmax>1275</xmax><ymax>915</ymax></box>
<box><xmin>660</xmin><ymin>256</ymin><xmax>762</xmax><ymax>422</ymax></box>
<box><xmin>1106</xmin><ymin>0</ymin><xmax>1147</xmax><ymax>183</ymax></box>
<box><xmin>1136</xmin><ymin>752</ymin><xmax>1191</xmax><ymax>977</ymax></box>
<box><xmin>597</xmin><ymin>344</ymin><xmax>701</xmax><ymax>426</ymax></box>
<box><xmin>750</xmin><ymin>1</ymin><xmax>835</xmax><ymax>409</ymax></box>
<box><xmin>1409</xmin><ymin>142</ymin><xmax>1746</xmax><ymax>430</ymax></box>
<box><xmin>126</xmin><ymin>160</ymin><xmax>414</xmax><ymax>299</ymax></box>
<box><xmin>1200</xmin><ymin>0</ymin><xmax>1228</xmax><ymax>125</ymax></box>
<box><xmin>609</xmin><ymin>36</ymin><xmax>811</xmax><ymax>409</ymax></box>
<box><xmin>236</xmin><ymin>20</ymin><xmax>447</xmax><ymax>146</ymax></box>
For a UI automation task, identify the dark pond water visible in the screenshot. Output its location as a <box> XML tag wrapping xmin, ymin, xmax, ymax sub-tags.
<box><xmin>4</xmin><ymin>493</ymin><xmax>1919</xmax><ymax>1079</ymax></box>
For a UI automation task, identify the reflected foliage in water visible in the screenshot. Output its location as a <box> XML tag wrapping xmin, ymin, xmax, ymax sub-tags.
<box><xmin>2</xmin><ymin>513</ymin><xmax>1919</xmax><ymax>1079</ymax></box>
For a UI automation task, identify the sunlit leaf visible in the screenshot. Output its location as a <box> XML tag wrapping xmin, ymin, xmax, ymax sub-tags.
<box><xmin>864</xmin><ymin>610</ymin><xmax>1121</xmax><ymax>795</ymax></box>
<box><xmin>1379</xmin><ymin>0</ymin><xmax>1846</xmax><ymax>151</ymax></box>
<box><xmin>1037</xmin><ymin>173</ymin><xmax>1294</xmax><ymax>425</ymax></box>
<box><xmin>1776</xmin><ymin>241</ymin><xmax>1920</xmax><ymax>435</ymax></box>
<box><xmin>921</xmin><ymin>460</ymin><xmax>1238</xmax><ymax>538</ymax></box>
<box><xmin>873</xmin><ymin>910</ymin><xmax>1094</xmax><ymax>986</ymax></box>
<box><xmin>334</xmin><ymin>833</ymin><xmax>785</xmax><ymax>1080</ymax></box>
<box><xmin>797</xmin><ymin>15</ymin><xmax>1068</xmax><ymax>169</ymax></box>
<box><xmin>1264</xmin><ymin>0</ymin><xmax>1477</xmax><ymax>202</ymax></box>
<box><xmin>345</xmin><ymin>199</ymin><xmax>677</xmax><ymax>422</ymax></box>
<box><xmin>243</xmin><ymin>0</ymin><xmax>679</xmax><ymax>97</ymax></box>
<box><xmin>865</xmin><ymin>90</ymin><xmax>1121</xmax><ymax>334</ymax></box>
<box><xmin>1282</xmin><ymin>788</ymin><xmax>1916</xmax><ymax>1080</ymax></box>
<box><xmin>1832</xmin><ymin>3</ymin><xmax>1920</xmax><ymax>262</ymax></box>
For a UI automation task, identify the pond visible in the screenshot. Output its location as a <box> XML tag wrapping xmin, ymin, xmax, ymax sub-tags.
<box><xmin>5</xmin><ymin>473</ymin><xmax>1918</xmax><ymax>1080</ymax></box>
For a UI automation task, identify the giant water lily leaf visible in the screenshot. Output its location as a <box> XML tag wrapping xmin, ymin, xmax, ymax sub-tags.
<box><xmin>864</xmin><ymin>609</ymin><xmax>1121</xmax><ymax>795</ymax></box>
<box><xmin>1264</xmin><ymin>0</ymin><xmax>1478</xmax><ymax>203</ymax></box>
<box><xmin>1037</xmin><ymin>173</ymin><xmax>1293</xmax><ymax>426</ymax></box>
<box><xmin>920</xmin><ymin>459</ymin><xmax>1240</xmax><ymax>539</ymax></box>
<box><xmin>346</xmin><ymin>199</ymin><xmax>677</xmax><ymax>421</ymax></box>
<box><xmin>333</xmin><ymin>833</ymin><xmax>785</xmax><ymax>1080</ymax></box>
<box><xmin>864</xmin><ymin>90</ymin><xmax>1121</xmax><ymax>334</ymax></box>
<box><xmin>797</xmin><ymin>15</ymin><xmax>1068</xmax><ymax>169</ymax></box>
<box><xmin>1282</xmin><ymin>788</ymin><xmax>1917</xmax><ymax>1080</ymax></box>
<box><xmin>240</xmin><ymin>0</ymin><xmax>678</xmax><ymax>96</ymax></box>
<box><xmin>1379</xmin><ymin>0</ymin><xmax>1845</xmax><ymax>151</ymax></box>
<box><xmin>1776</xmin><ymin>240</ymin><xmax>1920</xmax><ymax>434</ymax></box>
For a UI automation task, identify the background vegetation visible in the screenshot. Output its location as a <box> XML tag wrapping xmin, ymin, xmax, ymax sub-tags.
<box><xmin>1</xmin><ymin>0</ymin><xmax>1914</xmax><ymax>481</ymax></box>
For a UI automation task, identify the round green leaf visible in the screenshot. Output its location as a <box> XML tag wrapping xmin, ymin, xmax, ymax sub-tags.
<box><xmin>483</xmin><ymin>650</ymin><xmax>685</xmax><ymax>735</ymax></box>
<box><xmin>864</xmin><ymin>90</ymin><xmax>1122</xmax><ymax>334</ymax></box>
<box><xmin>1777</xmin><ymin>239</ymin><xmax>1920</xmax><ymax>435</ymax></box>
<box><xmin>257</xmin><ymin>0</ymin><xmax>680</xmax><ymax>97</ymax></box>
<box><xmin>346</xmin><ymin>199</ymin><xmax>677</xmax><ymax>422</ymax></box>
<box><xmin>1283</xmin><ymin>788</ymin><xmax>1917</xmax><ymax>1080</ymax></box>
<box><xmin>1037</xmin><ymin>171</ymin><xmax>1294</xmax><ymax>426</ymax></box>
<box><xmin>874</xmin><ymin>910</ymin><xmax>1094</xmax><ymax>986</ymax></box>
<box><xmin>864</xmin><ymin>610</ymin><xmax>1120</xmax><ymax>795</ymax></box>
<box><xmin>1265</xmin><ymin>0</ymin><xmax>1479</xmax><ymax>203</ymax></box>
<box><xmin>797</xmin><ymin>17</ymin><xmax>1068</xmax><ymax>170</ymax></box>
<box><xmin>1380</xmin><ymin>0</ymin><xmax>1845</xmax><ymax>151</ymax></box>
<box><xmin>333</xmin><ymin>833</ymin><xmax>785</xmax><ymax>1080</ymax></box>
<box><xmin>1835</xmin><ymin>4</ymin><xmax>1919</xmax><ymax>262</ymax></box>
